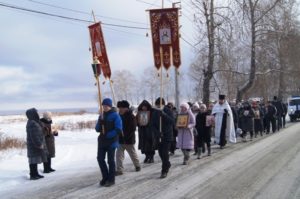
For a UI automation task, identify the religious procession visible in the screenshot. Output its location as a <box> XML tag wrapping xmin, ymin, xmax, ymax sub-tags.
<box><xmin>89</xmin><ymin>93</ymin><xmax>287</xmax><ymax>187</ymax></box>
<box><xmin>19</xmin><ymin>1</ymin><xmax>294</xmax><ymax>196</ymax></box>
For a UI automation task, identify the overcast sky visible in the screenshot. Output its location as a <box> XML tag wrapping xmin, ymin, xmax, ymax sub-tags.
<box><xmin>0</xmin><ymin>0</ymin><xmax>196</xmax><ymax>111</ymax></box>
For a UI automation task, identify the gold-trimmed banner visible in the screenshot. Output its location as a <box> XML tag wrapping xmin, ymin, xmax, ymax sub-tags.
<box><xmin>149</xmin><ymin>8</ymin><xmax>181</xmax><ymax>70</ymax></box>
<box><xmin>88</xmin><ymin>22</ymin><xmax>111</xmax><ymax>78</ymax></box>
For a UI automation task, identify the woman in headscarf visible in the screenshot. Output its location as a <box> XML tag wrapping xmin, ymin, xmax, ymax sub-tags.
<box><xmin>176</xmin><ymin>103</ymin><xmax>196</xmax><ymax>165</ymax></box>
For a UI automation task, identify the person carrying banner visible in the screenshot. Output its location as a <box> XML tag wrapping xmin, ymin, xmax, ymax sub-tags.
<box><xmin>95</xmin><ymin>98</ymin><xmax>122</xmax><ymax>187</ymax></box>
<box><xmin>212</xmin><ymin>95</ymin><xmax>236</xmax><ymax>148</ymax></box>
<box><xmin>151</xmin><ymin>97</ymin><xmax>175</xmax><ymax>178</ymax></box>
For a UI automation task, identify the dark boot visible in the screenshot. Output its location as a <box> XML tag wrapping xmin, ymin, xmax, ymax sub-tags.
<box><xmin>144</xmin><ymin>155</ymin><xmax>149</xmax><ymax>163</ymax></box>
<box><xmin>148</xmin><ymin>155</ymin><xmax>154</xmax><ymax>163</ymax></box>
<box><xmin>30</xmin><ymin>164</ymin><xmax>43</xmax><ymax>180</ymax></box>
<box><xmin>29</xmin><ymin>164</ymin><xmax>39</xmax><ymax>180</ymax></box>
<box><xmin>160</xmin><ymin>172</ymin><xmax>167</xmax><ymax>178</ymax></box>
<box><xmin>48</xmin><ymin>158</ymin><xmax>55</xmax><ymax>172</ymax></box>
<box><xmin>43</xmin><ymin>161</ymin><xmax>50</xmax><ymax>173</ymax></box>
<box><xmin>207</xmin><ymin>146</ymin><xmax>211</xmax><ymax>156</ymax></box>
<box><xmin>197</xmin><ymin>147</ymin><xmax>202</xmax><ymax>159</ymax></box>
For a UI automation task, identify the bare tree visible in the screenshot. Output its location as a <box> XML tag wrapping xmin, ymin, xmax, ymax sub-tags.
<box><xmin>234</xmin><ymin>0</ymin><xmax>281</xmax><ymax>102</ymax></box>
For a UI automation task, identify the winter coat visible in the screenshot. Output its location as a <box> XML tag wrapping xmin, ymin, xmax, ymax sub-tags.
<box><xmin>265</xmin><ymin>104</ymin><xmax>277</xmax><ymax>119</ymax></box>
<box><xmin>272</xmin><ymin>100</ymin><xmax>284</xmax><ymax>116</ymax></box>
<box><xmin>239</xmin><ymin>107</ymin><xmax>255</xmax><ymax>132</ymax></box>
<box><xmin>195</xmin><ymin>112</ymin><xmax>212</xmax><ymax>144</ymax></box>
<box><xmin>151</xmin><ymin>106</ymin><xmax>175</xmax><ymax>143</ymax></box>
<box><xmin>231</xmin><ymin>106</ymin><xmax>239</xmax><ymax>130</ymax></box>
<box><xmin>137</xmin><ymin>100</ymin><xmax>158</xmax><ymax>153</ymax></box>
<box><xmin>253</xmin><ymin>107</ymin><xmax>264</xmax><ymax>132</ymax></box>
<box><xmin>176</xmin><ymin>109</ymin><xmax>195</xmax><ymax>150</ymax></box>
<box><xmin>95</xmin><ymin>108</ymin><xmax>123</xmax><ymax>149</ymax></box>
<box><xmin>40</xmin><ymin>118</ymin><xmax>56</xmax><ymax>158</ymax></box>
<box><xmin>119</xmin><ymin>110</ymin><xmax>137</xmax><ymax>145</ymax></box>
<box><xmin>26</xmin><ymin>108</ymin><xmax>48</xmax><ymax>160</ymax></box>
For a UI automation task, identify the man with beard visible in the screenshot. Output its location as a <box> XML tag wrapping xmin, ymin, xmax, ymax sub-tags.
<box><xmin>212</xmin><ymin>95</ymin><xmax>236</xmax><ymax>148</ymax></box>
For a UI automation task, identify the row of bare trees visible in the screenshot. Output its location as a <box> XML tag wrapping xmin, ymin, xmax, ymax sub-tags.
<box><xmin>190</xmin><ymin>0</ymin><xmax>300</xmax><ymax>104</ymax></box>
<box><xmin>101</xmin><ymin>68</ymin><xmax>183</xmax><ymax>106</ymax></box>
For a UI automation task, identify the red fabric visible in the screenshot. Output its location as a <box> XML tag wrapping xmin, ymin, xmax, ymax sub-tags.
<box><xmin>88</xmin><ymin>22</ymin><xmax>111</xmax><ymax>79</ymax></box>
<box><xmin>149</xmin><ymin>8</ymin><xmax>181</xmax><ymax>70</ymax></box>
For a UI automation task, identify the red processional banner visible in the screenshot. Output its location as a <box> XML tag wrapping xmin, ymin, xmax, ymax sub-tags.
<box><xmin>88</xmin><ymin>22</ymin><xmax>111</xmax><ymax>78</ymax></box>
<box><xmin>149</xmin><ymin>8</ymin><xmax>181</xmax><ymax>70</ymax></box>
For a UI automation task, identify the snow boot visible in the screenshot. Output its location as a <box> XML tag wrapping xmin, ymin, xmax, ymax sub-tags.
<box><xmin>29</xmin><ymin>164</ymin><xmax>40</xmax><ymax>180</ymax></box>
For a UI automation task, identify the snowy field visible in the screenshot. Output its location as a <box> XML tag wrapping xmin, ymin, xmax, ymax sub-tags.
<box><xmin>0</xmin><ymin>113</ymin><xmax>143</xmax><ymax>195</ymax></box>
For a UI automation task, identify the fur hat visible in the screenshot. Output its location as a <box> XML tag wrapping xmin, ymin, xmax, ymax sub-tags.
<box><xmin>102</xmin><ymin>98</ymin><xmax>113</xmax><ymax>107</ymax></box>
<box><xmin>219</xmin><ymin>94</ymin><xmax>226</xmax><ymax>100</ymax></box>
<box><xmin>118</xmin><ymin>100</ymin><xmax>130</xmax><ymax>108</ymax></box>
<box><xmin>43</xmin><ymin>111</ymin><xmax>52</xmax><ymax>121</ymax></box>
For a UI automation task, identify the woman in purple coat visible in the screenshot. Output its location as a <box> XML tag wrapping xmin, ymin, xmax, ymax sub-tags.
<box><xmin>176</xmin><ymin>103</ymin><xmax>196</xmax><ymax>165</ymax></box>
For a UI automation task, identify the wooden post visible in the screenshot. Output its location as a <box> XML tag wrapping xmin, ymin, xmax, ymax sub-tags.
<box><xmin>109</xmin><ymin>79</ymin><xmax>117</xmax><ymax>106</ymax></box>
<box><xmin>159</xmin><ymin>47</ymin><xmax>164</xmax><ymax>134</ymax></box>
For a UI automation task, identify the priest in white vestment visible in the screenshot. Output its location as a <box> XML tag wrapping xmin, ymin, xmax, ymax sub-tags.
<box><xmin>212</xmin><ymin>95</ymin><xmax>236</xmax><ymax>148</ymax></box>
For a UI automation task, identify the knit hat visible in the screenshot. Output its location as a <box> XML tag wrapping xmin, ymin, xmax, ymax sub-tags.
<box><xmin>43</xmin><ymin>111</ymin><xmax>52</xmax><ymax>121</ymax></box>
<box><xmin>200</xmin><ymin>104</ymin><xmax>207</xmax><ymax>110</ymax></box>
<box><xmin>102</xmin><ymin>98</ymin><xmax>113</xmax><ymax>107</ymax></box>
<box><xmin>180</xmin><ymin>102</ymin><xmax>190</xmax><ymax>111</ymax></box>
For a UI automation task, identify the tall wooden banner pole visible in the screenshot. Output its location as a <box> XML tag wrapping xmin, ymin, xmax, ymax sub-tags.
<box><xmin>96</xmin><ymin>76</ymin><xmax>103</xmax><ymax>114</ymax></box>
<box><xmin>159</xmin><ymin>47</ymin><xmax>164</xmax><ymax>134</ymax></box>
<box><xmin>109</xmin><ymin>79</ymin><xmax>117</xmax><ymax>106</ymax></box>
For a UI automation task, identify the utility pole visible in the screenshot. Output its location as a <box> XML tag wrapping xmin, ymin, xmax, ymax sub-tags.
<box><xmin>173</xmin><ymin>2</ymin><xmax>181</xmax><ymax>109</ymax></box>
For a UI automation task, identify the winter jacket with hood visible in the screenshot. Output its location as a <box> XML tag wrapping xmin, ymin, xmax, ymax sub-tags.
<box><xmin>26</xmin><ymin>108</ymin><xmax>47</xmax><ymax>158</ymax></box>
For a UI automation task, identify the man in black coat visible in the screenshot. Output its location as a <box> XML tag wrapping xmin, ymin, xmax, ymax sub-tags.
<box><xmin>115</xmin><ymin>100</ymin><xmax>141</xmax><ymax>175</ymax></box>
<box><xmin>265</xmin><ymin>101</ymin><xmax>277</xmax><ymax>133</ymax></box>
<box><xmin>272</xmin><ymin>96</ymin><xmax>284</xmax><ymax>131</ymax></box>
<box><xmin>151</xmin><ymin>97</ymin><xmax>175</xmax><ymax>178</ymax></box>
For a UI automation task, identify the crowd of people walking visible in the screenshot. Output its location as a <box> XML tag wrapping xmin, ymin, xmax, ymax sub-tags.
<box><xmin>24</xmin><ymin>94</ymin><xmax>287</xmax><ymax>187</ymax></box>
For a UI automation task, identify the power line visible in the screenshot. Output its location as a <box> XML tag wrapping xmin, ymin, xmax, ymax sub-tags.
<box><xmin>25</xmin><ymin>0</ymin><xmax>148</xmax><ymax>25</ymax></box>
<box><xmin>0</xmin><ymin>2</ymin><xmax>149</xmax><ymax>30</ymax></box>
<box><xmin>0</xmin><ymin>1</ymin><xmax>197</xmax><ymax>50</ymax></box>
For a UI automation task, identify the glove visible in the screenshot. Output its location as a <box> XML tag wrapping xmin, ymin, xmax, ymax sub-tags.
<box><xmin>224</xmin><ymin>109</ymin><xmax>228</xmax><ymax>114</ymax></box>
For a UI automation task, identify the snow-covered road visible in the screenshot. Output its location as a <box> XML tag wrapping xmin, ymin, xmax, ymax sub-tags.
<box><xmin>1</xmin><ymin>120</ymin><xmax>300</xmax><ymax>199</ymax></box>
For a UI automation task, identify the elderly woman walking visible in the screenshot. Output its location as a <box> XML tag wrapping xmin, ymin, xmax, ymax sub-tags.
<box><xmin>26</xmin><ymin>108</ymin><xmax>48</xmax><ymax>180</ymax></box>
<box><xmin>176</xmin><ymin>103</ymin><xmax>196</xmax><ymax>165</ymax></box>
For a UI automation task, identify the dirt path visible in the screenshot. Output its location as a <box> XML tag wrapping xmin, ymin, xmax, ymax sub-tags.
<box><xmin>4</xmin><ymin>123</ymin><xmax>300</xmax><ymax>199</ymax></box>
